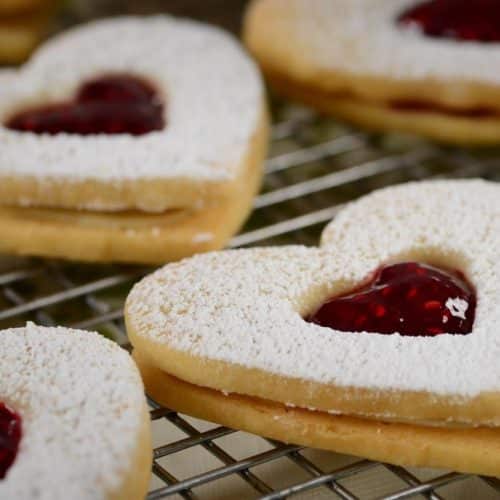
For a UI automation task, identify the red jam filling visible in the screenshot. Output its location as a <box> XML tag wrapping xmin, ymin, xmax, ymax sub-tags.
<box><xmin>398</xmin><ymin>0</ymin><xmax>500</xmax><ymax>43</ymax></box>
<box><xmin>6</xmin><ymin>75</ymin><xmax>164</xmax><ymax>136</ymax></box>
<box><xmin>0</xmin><ymin>403</ymin><xmax>22</xmax><ymax>479</ymax></box>
<box><xmin>308</xmin><ymin>262</ymin><xmax>475</xmax><ymax>336</ymax></box>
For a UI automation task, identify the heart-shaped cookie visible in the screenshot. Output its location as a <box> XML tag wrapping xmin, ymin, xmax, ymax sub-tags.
<box><xmin>0</xmin><ymin>323</ymin><xmax>151</xmax><ymax>499</ymax></box>
<box><xmin>244</xmin><ymin>0</ymin><xmax>500</xmax><ymax>145</ymax></box>
<box><xmin>0</xmin><ymin>16</ymin><xmax>268</xmax><ymax>263</ymax></box>
<box><xmin>0</xmin><ymin>16</ymin><xmax>265</xmax><ymax>212</ymax></box>
<box><xmin>126</xmin><ymin>179</ymin><xmax>500</xmax><ymax>475</ymax></box>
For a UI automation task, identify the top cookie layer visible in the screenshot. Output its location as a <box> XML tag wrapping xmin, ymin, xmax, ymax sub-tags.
<box><xmin>0</xmin><ymin>16</ymin><xmax>264</xmax><ymax>211</ymax></box>
<box><xmin>245</xmin><ymin>0</ymin><xmax>500</xmax><ymax>109</ymax></box>
<box><xmin>0</xmin><ymin>323</ymin><xmax>147</xmax><ymax>500</ymax></box>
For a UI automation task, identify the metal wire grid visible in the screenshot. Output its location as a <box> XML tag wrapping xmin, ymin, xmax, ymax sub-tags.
<box><xmin>1</xmin><ymin>107</ymin><xmax>500</xmax><ymax>499</ymax></box>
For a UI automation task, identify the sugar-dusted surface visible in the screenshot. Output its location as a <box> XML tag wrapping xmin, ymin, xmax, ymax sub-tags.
<box><xmin>127</xmin><ymin>180</ymin><xmax>500</xmax><ymax>399</ymax></box>
<box><xmin>281</xmin><ymin>0</ymin><xmax>500</xmax><ymax>84</ymax></box>
<box><xmin>0</xmin><ymin>324</ymin><xmax>146</xmax><ymax>500</ymax></box>
<box><xmin>0</xmin><ymin>16</ymin><xmax>262</xmax><ymax>182</ymax></box>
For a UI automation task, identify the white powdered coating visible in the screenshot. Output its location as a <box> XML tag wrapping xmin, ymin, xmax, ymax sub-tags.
<box><xmin>192</xmin><ymin>232</ymin><xmax>214</xmax><ymax>243</ymax></box>
<box><xmin>0</xmin><ymin>16</ymin><xmax>262</xmax><ymax>182</ymax></box>
<box><xmin>446</xmin><ymin>297</ymin><xmax>469</xmax><ymax>320</ymax></box>
<box><xmin>287</xmin><ymin>0</ymin><xmax>500</xmax><ymax>84</ymax></box>
<box><xmin>0</xmin><ymin>324</ymin><xmax>146</xmax><ymax>500</ymax></box>
<box><xmin>127</xmin><ymin>180</ymin><xmax>500</xmax><ymax>399</ymax></box>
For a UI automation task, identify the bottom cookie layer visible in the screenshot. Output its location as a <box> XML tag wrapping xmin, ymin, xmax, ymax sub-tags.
<box><xmin>134</xmin><ymin>353</ymin><xmax>500</xmax><ymax>478</ymax></box>
<box><xmin>269</xmin><ymin>73</ymin><xmax>500</xmax><ymax>146</ymax></box>
<box><xmin>0</xmin><ymin>194</ymin><xmax>252</xmax><ymax>264</ymax></box>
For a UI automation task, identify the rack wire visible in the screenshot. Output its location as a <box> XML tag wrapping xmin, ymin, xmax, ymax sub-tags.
<box><xmin>2</xmin><ymin>2</ymin><xmax>500</xmax><ymax>497</ymax></box>
<box><xmin>1</xmin><ymin>103</ymin><xmax>500</xmax><ymax>499</ymax></box>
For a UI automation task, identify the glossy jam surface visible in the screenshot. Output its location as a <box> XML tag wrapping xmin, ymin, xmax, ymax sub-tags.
<box><xmin>6</xmin><ymin>75</ymin><xmax>164</xmax><ymax>136</ymax></box>
<box><xmin>308</xmin><ymin>262</ymin><xmax>476</xmax><ymax>336</ymax></box>
<box><xmin>0</xmin><ymin>403</ymin><xmax>22</xmax><ymax>479</ymax></box>
<box><xmin>398</xmin><ymin>0</ymin><xmax>500</xmax><ymax>42</ymax></box>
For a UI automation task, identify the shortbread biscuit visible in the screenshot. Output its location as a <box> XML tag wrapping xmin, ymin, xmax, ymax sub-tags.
<box><xmin>0</xmin><ymin>9</ymin><xmax>50</xmax><ymax>64</ymax></box>
<box><xmin>244</xmin><ymin>0</ymin><xmax>500</xmax><ymax>144</ymax></box>
<box><xmin>126</xmin><ymin>180</ymin><xmax>500</xmax><ymax>433</ymax></box>
<box><xmin>0</xmin><ymin>323</ymin><xmax>151</xmax><ymax>500</ymax></box>
<box><xmin>136</xmin><ymin>355</ymin><xmax>500</xmax><ymax>477</ymax></box>
<box><xmin>0</xmin><ymin>16</ymin><xmax>266</xmax><ymax>213</ymax></box>
<box><xmin>0</xmin><ymin>16</ymin><xmax>268</xmax><ymax>262</ymax></box>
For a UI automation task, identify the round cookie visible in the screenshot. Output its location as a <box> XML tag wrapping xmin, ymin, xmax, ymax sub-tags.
<box><xmin>0</xmin><ymin>16</ymin><xmax>268</xmax><ymax>263</ymax></box>
<box><xmin>244</xmin><ymin>0</ymin><xmax>500</xmax><ymax>145</ymax></box>
<box><xmin>0</xmin><ymin>323</ymin><xmax>151</xmax><ymax>500</ymax></box>
<box><xmin>126</xmin><ymin>180</ymin><xmax>500</xmax><ymax>445</ymax></box>
<box><xmin>135</xmin><ymin>354</ymin><xmax>500</xmax><ymax>478</ymax></box>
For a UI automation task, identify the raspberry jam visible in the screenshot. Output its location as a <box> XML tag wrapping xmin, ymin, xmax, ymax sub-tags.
<box><xmin>398</xmin><ymin>0</ymin><xmax>500</xmax><ymax>42</ymax></box>
<box><xmin>6</xmin><ymin>75</ymin><xmax>164</xmax><ymax>136</ymax></box>
<box><xmin>0</xmin><ymin>403</ymin><xmax>22</xmax><ymax>479</ymax></box>
<box><xmin>308</xmin><ymin>262</ymin><xmax>475</xmax><ymax>336</ymax></box>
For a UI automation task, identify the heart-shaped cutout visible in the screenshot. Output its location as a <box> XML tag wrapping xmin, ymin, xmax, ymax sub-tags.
<box><xmin>0</xmin><ymin>403</ymin><xmax>21</xmax><ymax>480</ymax></box>
<box><xmin>126</xmin><ymin>180</ymin><xmax>500</xmax><ymax>428</ymax></box>
<box><xmin>398</xmin><ymin>0</ymin><xmax>500</xmax><ymax>42</ymax></box>
<box><xmin>308</xmin><ymin>261</ymin><xmax>475</xmax><ymax>336</ymax></box>
<box><xmin>6</xmin><ymin>74</ymin><xmax>165</xmax><ymax>136</ymax></box>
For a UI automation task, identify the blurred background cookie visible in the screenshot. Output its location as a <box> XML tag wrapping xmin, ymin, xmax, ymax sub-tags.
<box><xmin>0</xmin><ymin>16</ymin><xmax>268</xmax><ymax>263</ymax></box>
<box><xmin>0</xmin><ymin>0</ymin><xmax>58</xmax><ymax>63</ymax></box>
<box><xmin>245</xmin><ymin>0</ymin><xmax>500</xmax><ymax>145</ymax></box>
<box><xmin>0</xmin><ymin>0</ymin><xmax>51</xmax><ymax>15</ymax></box>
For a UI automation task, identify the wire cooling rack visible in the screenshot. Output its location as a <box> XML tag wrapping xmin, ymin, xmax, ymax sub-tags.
<box><xmin>1</xmin><ymin>104</ymin><xmax>500</xmax><ymax>499</ymax></box>
<box><xmin>2</xmin><ymin>2</ymin><xmax>500</xmax><ymax>498</ymax></box>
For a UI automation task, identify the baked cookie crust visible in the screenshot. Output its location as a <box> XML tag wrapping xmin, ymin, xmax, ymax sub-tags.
<box><xmin>0</xmin><ymin>107</ymin><xmax>268</xmax><ymax>263</ymax></box>
<box><xmin>266</xmin><ymin>72</ymin><xmax>500</xmax><ymax>145</ymax></box>
<box><xmin>135</xmin><ymin>353</ymin><xmax>500</xmax><ymax>478</ymax></box>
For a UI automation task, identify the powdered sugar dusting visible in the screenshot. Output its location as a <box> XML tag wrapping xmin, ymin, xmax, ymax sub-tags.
<box><xmin>287</xmin><ymin>0</ymin><xmax>500</xmax><ymax>83</ymax></box>
<box><xmin>0</xmin><ymin>323</ymin><xmax>146</xmax><ymax>500</ymax></box>
<box><xmin>127</xmin><ymin>180</ymin><xmax>500</xmax><ymax>400</ymax></box>
<box><xmin>192</xmin><ymin>232</ymin><xmax>214</xmax><ymax>244</ymax></box>
<box><xmin>0</xmin><ymin>16</ymin><xmax>262</xmax><ymax>183</ymax></box>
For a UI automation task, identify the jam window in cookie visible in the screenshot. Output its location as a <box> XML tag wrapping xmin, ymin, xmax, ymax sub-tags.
<box><xmin>398</xmin><ymin>0</ymin><xmax>500</xmax><ymax>43</ymax></box>
<box><xmin>308</xmin><ymin>262</ymin><xmax>476</xmax><ymax>336</ymax></box>
<box><xmin>0</xmin><ymin>403</ymin><xmax>22</xmax><ymax>479</ymax></box>
<box><xmin>6</xmin><ymin>75</ymin><xmax>164</xmax><ymax>136</ymax></box>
